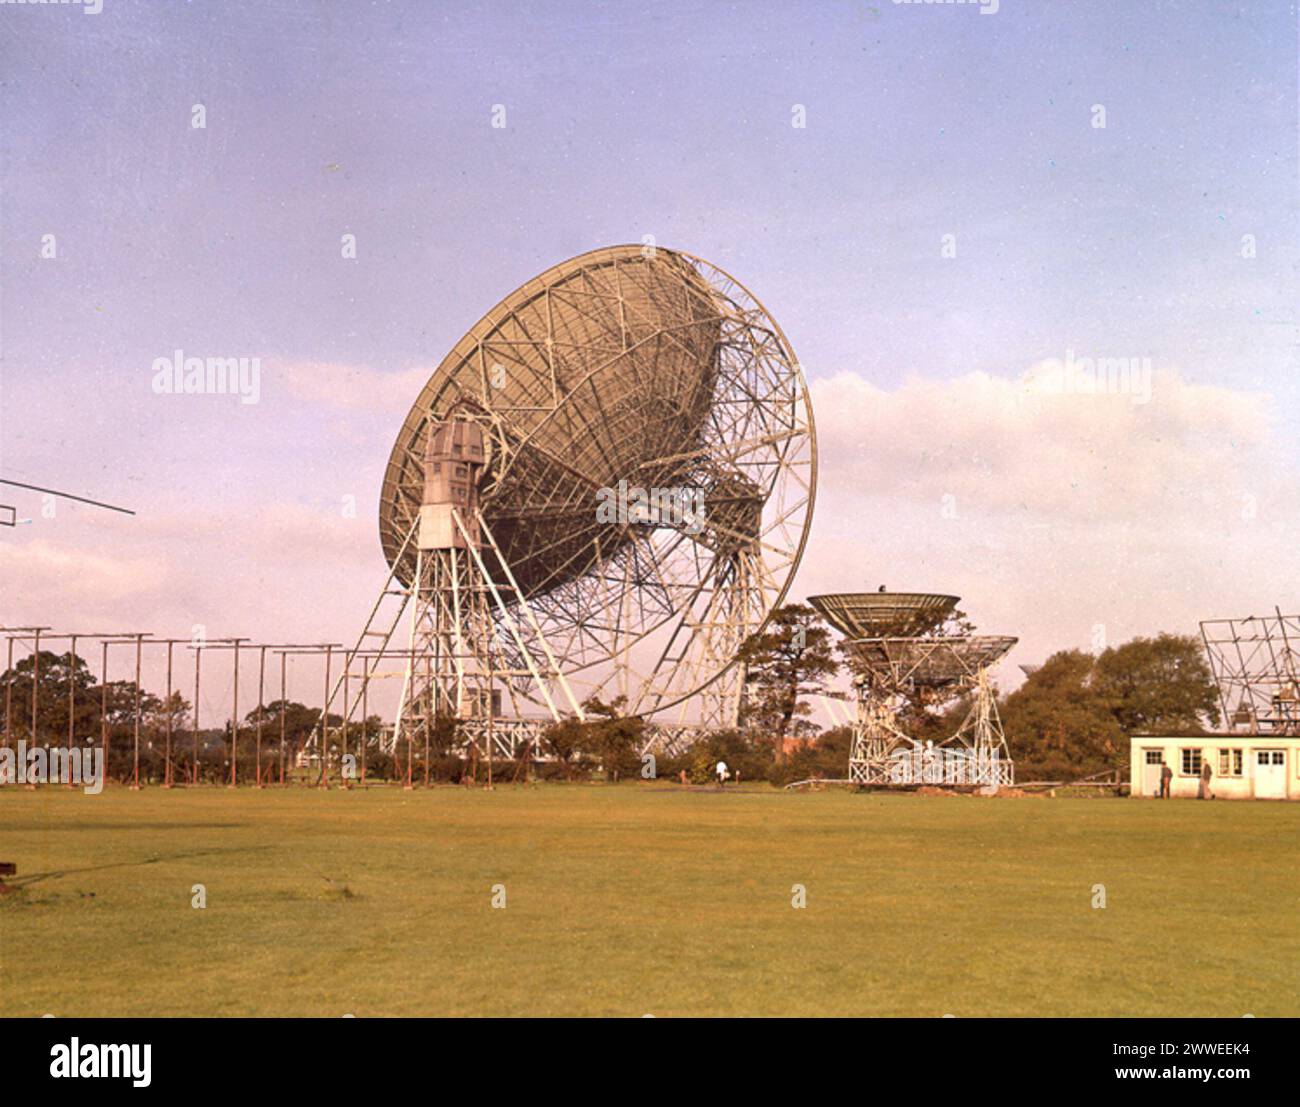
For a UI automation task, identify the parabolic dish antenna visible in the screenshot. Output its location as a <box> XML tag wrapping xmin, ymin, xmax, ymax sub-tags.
<box><xmin>809</xmin><ymin>592</ymin><xmax>959</xmax><ymax>640</ymax></box>
<box><xmin>360</xmin><ymin>245</ymin><xmax>815</xmax><ymax>742</ymax></box>
<box><xmin>810</xmin><ymin>591</ymin><xmax>1017</xmax><ymax>787</ymax></box>
<box><xmin>838</xmin><ymin>635</ymin><xmax>1019</xmax><ymax>690</ymax></box>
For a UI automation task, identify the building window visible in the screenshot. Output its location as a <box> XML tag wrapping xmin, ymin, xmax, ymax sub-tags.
<box><xmin>1180</xmin><ymin>748</ymin><xmax>1202</xmax><ymax>776</ymax></box>
<box><xmin>1145</xmin><ymin>750</ymin><xmax>1163</xmax><ymax>765</ymax></box>
<box><xmin>1218</xmin><ymin>749</ymin><xmax>1243</xmax><ymax>777</ymax></box>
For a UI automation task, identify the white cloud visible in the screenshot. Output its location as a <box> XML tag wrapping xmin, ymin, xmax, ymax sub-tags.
<box><xmin>812</xmin><ymin>364</ymin><xmax>1272</xmax><ymax>521</ymax></box>
<box><xmin>2</xmin><ymin>539</ymin><xmax>162</xmax><ymax>608</ymax></box>
<box><xmin>276</xmin><ymin>360</ymin><xmax>433</xmax><ymax>415</ymax></box>
<box><xmin>799</xmin><ymin>365</ymin><xmax>1297</xmax><ymax>692</ymax></box>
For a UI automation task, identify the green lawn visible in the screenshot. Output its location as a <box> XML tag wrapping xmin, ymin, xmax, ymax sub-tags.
<box><xmin>1</xmin><ymin>784</ymin><xmax>1295</xmax><ymax>1017</ymax></box>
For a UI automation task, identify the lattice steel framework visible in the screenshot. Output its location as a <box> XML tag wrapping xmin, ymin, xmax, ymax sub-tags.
<box><xmin>314</xmin><ymin>245</ymin><xmax>816</xmax><ymax>759</ymax></box>
<box><xmin>841</xmin><ymin>636</ymin><xmax>1017</xmax><ymax>785</ymax></box>
<box><xmin>810</xmin><ymin>593</ymin><xmax>1015</xmax><ymax>788</ymax></box>
<box><xmin>1201</xmin><ymin>609</ymin><xmax>1300</xmax><ymax>735</ymax></box>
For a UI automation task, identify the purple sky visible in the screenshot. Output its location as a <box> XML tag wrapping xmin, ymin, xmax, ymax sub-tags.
<box><xmin>2</xmin><ymin>1</ymin><xmax>1297</xmax><ymax>716</ymax></box>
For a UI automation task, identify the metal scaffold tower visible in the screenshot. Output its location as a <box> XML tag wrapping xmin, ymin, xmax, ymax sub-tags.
<box><xmin>810</xmin><ymin>593</ymin><xmax>1016</xmax><ymax>790</ymax></box>
<box><xmin>389</xmin><ymin>412</ymin><xmax>583</xmax><ymax>759</ymax></box>
<box><xmin>1201</xmin><ymin>608</ymin><xmax>1300</xmax><ymax>735</ymax></box>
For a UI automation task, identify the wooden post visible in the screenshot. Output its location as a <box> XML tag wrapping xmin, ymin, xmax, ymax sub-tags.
<box><xmin>192</xmin><ymin>645</ymin><xmax>202</xmax><ymax>785</ymax></box>
<box><xmin>342</xmin><ymin>660</ymin><xmax>350</xmax><ymax>789</ymax></box>
<box><xmin>30</xmin><ymin>627</ymin><xmax>41</xmax><ymax>748</ymax></box>
<box><xmin>319</xmin><ymin>645</ymin><xmax>332</xmax><ymax>789</ymax></box>
<box><xmin>131</xmin><ymin>633</ymin><xmax>143</xmax><ymax>790</ymax></box>
<box><xmin>4</xmin><ymin>636</ymin><xmax>13</xmax><ymax>752</ymax></box>
<box><xmin>256</xmin><ymin>645</ymin><xmax>267</xmax><ymax>788</ymax></box>
<box><xmin>163</xmin><ymin>641</ymin><xmax>173</xmax><ymax>786</ymax></box>
<box><xmin>229</xmin><ymin>639</ymin><xmax>240</xmax><ymax>787</ymax></box>
<box><xmin>101</xmin><ymin>640</ymin><xmax>110</xmax><ymax>783</ymax></box>
<box><xmin>279</xmin><ymin>651</ymin><xmax>287</xmax><ymax>786</ymax></box>
<box><xmin>66</xmin><ymin>635</ymin><xmax>77</xmax><ymax>789</ymax></box>
<box><xmin>360</xmin><ymin>656</ymin><xmax>369</xmax><ymax>788</ymax></box>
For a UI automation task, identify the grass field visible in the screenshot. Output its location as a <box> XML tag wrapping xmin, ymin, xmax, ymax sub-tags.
<box><xmin>1</xmin><ymin>784</ymin><xmax>1296</xmax><ymax>1017</ymax></box>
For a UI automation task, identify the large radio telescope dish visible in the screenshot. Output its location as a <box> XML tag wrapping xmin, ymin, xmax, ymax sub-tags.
<box><xmin>378</xmin><ymin>245</ymin><xmax>816</xmax><ymax>718</ymax></box>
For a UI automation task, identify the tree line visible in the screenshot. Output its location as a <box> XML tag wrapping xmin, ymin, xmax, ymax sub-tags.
<box><xmin>733</xmin><ymin>604</ymin><xmax>1220</xmax><ymax>783</ymax></box>
<box><xmin>0</xmin><ymin>608</ymin><xmax>1220</xmax><ymax>785</ymax></box>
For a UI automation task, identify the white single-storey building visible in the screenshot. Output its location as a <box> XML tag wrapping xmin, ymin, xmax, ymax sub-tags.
<box><xmin>1130</xmin><ymin>735</ymin><xmax>1300</xmax><ymax>800</ymax></box>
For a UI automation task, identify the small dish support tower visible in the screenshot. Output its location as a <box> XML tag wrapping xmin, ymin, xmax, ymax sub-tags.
<box><xmin>809</xmin><ymin>593</ymin><xmax>1016</xmax><ymax>789</ymax></box>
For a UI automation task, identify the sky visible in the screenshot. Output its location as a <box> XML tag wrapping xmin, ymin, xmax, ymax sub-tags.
<box><xmin>1</xmin><ymin>0</ymin><xmax>1297</xmax><ymax>717</ymax></box>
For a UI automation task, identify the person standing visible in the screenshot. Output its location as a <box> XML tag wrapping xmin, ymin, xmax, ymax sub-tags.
<box><xmin>715</xmin><ymin>760</ymin><xmax>729</xmax><ymax>789</ymax></box>
<box><xmin>1159</xmin><ymin>760</ymin><xmax>1173</xmax><ymax>799</ymax></box>
<box><xmin>1198</xmin><ymin>759</ymin><xmax>1214</xmax><ymax>800</ymax></box>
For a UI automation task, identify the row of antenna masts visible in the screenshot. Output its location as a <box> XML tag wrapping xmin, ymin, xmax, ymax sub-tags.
<box><xmin>0</xmin><ymin>629</ymin><xmax>457</xmax><ymax>790</ymax></box>
<box><xmin>1200</xmin><ymin>608</ymin><xmax>1300</xmax><ymax>735</ymax></box>
<box><xmin>2</xmin><ymin>480</ymin><xmax>387</xmax><ymax>788</ymax></box>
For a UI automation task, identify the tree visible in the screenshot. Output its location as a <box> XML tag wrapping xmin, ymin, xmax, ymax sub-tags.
<box><xmin>1</xmin><ymin>649</ymin><xmax>99</xmax><ymax>744</ymax></box>
<box><xmin>1001</xmin><ymin>650</ymin><xmax>1124</xmax><ymax>778</ymax></box>
<box><xmin>1000</xmin><ymin>634</ymin><xmax>1219</xmax><ymax>779</ymax></box>
<box><xmin>244</xmin><ymin>699</ymin><xmax>321</xmax><ymax>754</ymax></box>
<box><xmin>230</xmin><ymin>700</ymin><xmax>331</xmax><ymax>782</ymax></box>
<box><xmin>768</xmin><ymin>725</ymin><xmax>853</xmax><ymax>785</ymax></box>
<box><xmin>700</xmin><ymin>726</ymin><xmax>776</xmax><ymax>782</ymax></box>
<box><xmin>139</xmin><ymin>690</ymin><xmax>192</xmax><ymax>782</ymax></box>
<box><xmin>738</xmin><ymin>604</ymin><xmax>838</xmax><ymax>758</ymax></box>
<box><xmin>541</xmin><ymin>717</ymin><xmax>589</xmax><ymax>780</ymax></box>
<box><xmin>1093</xmin><ymin>634</ymin><xmax>1220</xmax><ymax>734</ymax></box>
<box><xmin>538</xmin><ymin>698</ymin><xmax>643</xmax><ymax>782</ymax></box>
<box><xmin>579</xmin><ymin>696</ymin><xmax>644</xmax><ymax>781</ymax></box>
<box><xmin>0</xmin><ymin>650</ymin><xmax>201</xmax><ymax>782</ymax></box>
<box><xmin>101</xmin><ymin>682</ymin><xmax>164</xmax><ymax>782</ymax></box>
